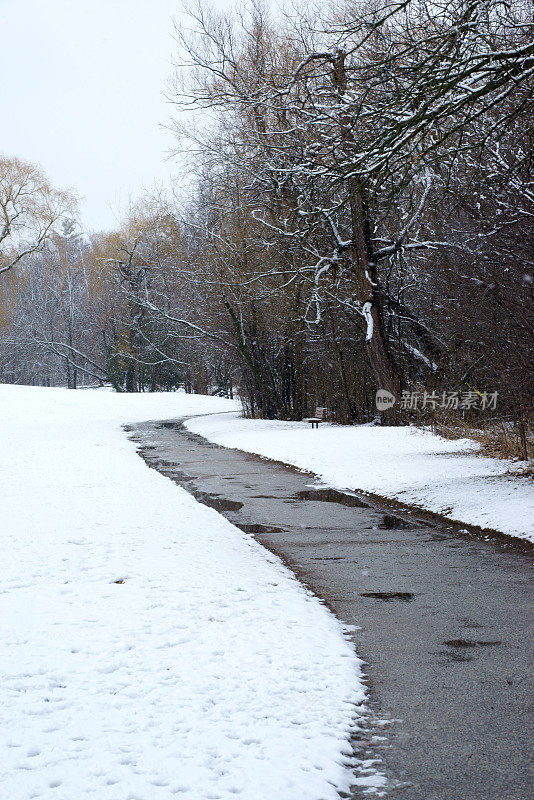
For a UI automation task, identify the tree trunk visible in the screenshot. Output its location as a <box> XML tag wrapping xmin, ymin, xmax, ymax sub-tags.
<box><xmin>349</xmin><ymin>181</ymin><xmax>402</xmax><ymax>404</ymax></box>
<box><xmin>332</xmin><ymin>52</ymin><xmax>402</xmax><ymax>410</ymax></box>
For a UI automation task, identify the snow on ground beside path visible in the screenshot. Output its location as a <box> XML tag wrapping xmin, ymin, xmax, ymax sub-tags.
<box><xmin>186</xmin><ymin>414</ymin><xmax>534</xmax><ymax>543</ymax></box>
<box><xmin>0</xmin><ymin>385</ymin><xmax>379</xmax><ymax>800</ymax></box>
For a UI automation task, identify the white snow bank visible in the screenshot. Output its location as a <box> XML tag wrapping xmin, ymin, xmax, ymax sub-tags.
<box><xmin>0</xmin><ymin>385</ymin><xmax>377</xmax><ymax>800</ymax></box>
<box><xmin>186</xmin><ymin>414</ymin><xmax>534</xmax><ymax>543</ymax></box>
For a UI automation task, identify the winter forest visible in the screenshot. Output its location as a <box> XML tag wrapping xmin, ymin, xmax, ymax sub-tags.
<box><xmin>1</xmin><ymin>0</ymin><xmax>532</xmax><ymax>453</ymax></box>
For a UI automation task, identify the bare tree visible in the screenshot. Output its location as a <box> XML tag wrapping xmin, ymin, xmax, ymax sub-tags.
<box><xmin>0</xmin><ymin>156</ymin><xmax>75</xmax><ymax>278</ymax></box>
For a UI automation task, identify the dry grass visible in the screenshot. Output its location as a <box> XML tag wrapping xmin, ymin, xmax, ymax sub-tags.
<box><xmin>429</xmin><ymin>416</ymin><xmax>534</xmax><ymax>464</ymax></box>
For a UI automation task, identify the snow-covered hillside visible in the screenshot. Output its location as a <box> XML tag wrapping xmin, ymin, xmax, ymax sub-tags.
<box><xmin>0</xmin><ymin>385</ymin><xmax>377</xmax><ymax>800</ymax></box>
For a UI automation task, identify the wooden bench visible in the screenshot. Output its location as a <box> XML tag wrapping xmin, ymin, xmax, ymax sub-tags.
<box><xmin>304</xmin><ymin>407</ymin><xmax>327</xmax><ymax>429</ymax></box>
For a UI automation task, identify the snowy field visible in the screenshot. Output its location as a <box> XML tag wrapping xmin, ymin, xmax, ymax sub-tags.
<box><xmin>0</xmin><ymin>385</ymin><xmax>379</xmax><ymax>800</ymax></box>
<box><xmin>186</xmin><ymin>414</ymin><xmax>534</xmax><ymax>543</ymax></box>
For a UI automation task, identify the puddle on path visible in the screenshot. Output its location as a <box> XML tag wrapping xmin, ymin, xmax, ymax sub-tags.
<box><xmin>441</xmin><ymin>651</ymin><xmax>474</xmax><ymax>663</ymax></box>
<box><xmin>296</xmin><ymin>488</ymin><xmax>370</xmax><ymax>508</ymax></box>
<box><xmin>360</xmin><ymin>591</ymin><xmax>415</xmax><ymax>601</ymax></box>
<box><xmin>444</xmin><ymin>639</ymin><xmax>502</xmax><ymax>648</ymax></box>
<box><xmin>312</xmin><ymin>556</ymin><xmax>344</xmax><ymax>561</ymax></box>
<box><xmin>238</xmin><ymin>523</ymin><xmax>284</xmax><ymax>534</ymax></box>
<box><xmin>379</xmin><ymin>514</ymin><xmax>413</xmax><ymax>530</ymax></box>
<box><xmin>195</xmin><ymin>494</ymin><xmax>244</xmax><ymax>512</ymax></box>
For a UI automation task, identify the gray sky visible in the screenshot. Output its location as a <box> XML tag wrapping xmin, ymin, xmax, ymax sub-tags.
<box><xmin>0</xmin><ymin>0</ymin><xmax>196</xmax><ymax>232</ymax></box>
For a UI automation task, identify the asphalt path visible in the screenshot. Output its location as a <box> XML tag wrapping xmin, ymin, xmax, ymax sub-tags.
<box><xmin>132</xmin><ymin>418</ymin><xmax>533</xmax><ymax>800</ymax></box>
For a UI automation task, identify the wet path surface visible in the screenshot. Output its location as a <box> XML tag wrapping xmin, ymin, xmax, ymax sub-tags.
<box><xmin>132</xmin><ymin>419</ymin><xmax>533</xmax><ymax>800</ymax></box>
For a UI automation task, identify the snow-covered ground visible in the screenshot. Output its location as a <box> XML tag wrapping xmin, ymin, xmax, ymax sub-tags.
<box><xmin>186</xmin><ymin>414</ymin><xmax>534</xmax><ymax>543</ymax></box>
<box><xmin>0</xmin><ymin>385</ymin><xmax>381</xmax><ymax>800</ymax></box>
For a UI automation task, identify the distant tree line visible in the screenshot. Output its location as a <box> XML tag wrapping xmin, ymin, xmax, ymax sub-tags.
<box><xmin>1</xmin><ymin>0</ymin><xmax>532</xmax><ymax>453</ymax></box>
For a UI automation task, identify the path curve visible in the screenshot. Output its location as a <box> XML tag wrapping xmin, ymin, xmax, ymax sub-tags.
<box><xmin>133</xmin><ymin>418</ymin><xmax>533</xmax><ymax>800</ymax></box>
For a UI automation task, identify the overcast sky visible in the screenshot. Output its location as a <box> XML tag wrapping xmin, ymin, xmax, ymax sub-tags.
<box><xmin>0</xmin><ymin>0</ymin><xmax>207</xmax><ymax>232</ymax></box>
